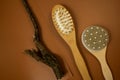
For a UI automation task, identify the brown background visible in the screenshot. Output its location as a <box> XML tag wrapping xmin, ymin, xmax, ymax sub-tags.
<box><xmin>0</xmin><ymin>0</ymin><xmax>120</xmax><ymax>80</ymax></box>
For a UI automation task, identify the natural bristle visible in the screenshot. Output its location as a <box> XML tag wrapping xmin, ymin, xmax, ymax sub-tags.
<box><xmin>52</xmin><ymin>5</ymin><xmax>74</xmax><ymax>35</ymax></box>
<box><xmin>82</xmin><ymin>26</ymin><xmax>109</xmax><ymax>51</ymax></box>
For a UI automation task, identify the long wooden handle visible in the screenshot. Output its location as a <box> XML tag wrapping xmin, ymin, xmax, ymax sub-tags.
<box><xmin>70</xmin><ymin>42</ymin><xmax>91</xmax><ymax>80</ymax></box>
<box><xmin>92</xmin><ymin>47</ymin><xmax>113</xmax><ymax>80</ymax></box>
<box><xmin>97</xmin><ymin>56</ymin><xmax>113</xmax><ymax>80</ymax></box>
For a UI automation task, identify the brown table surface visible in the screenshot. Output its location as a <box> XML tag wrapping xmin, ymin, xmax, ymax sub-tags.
<box><xmin>0</xmin><ymin>0</ymin><xmax>120</xmax><ymax>80</ymax></box>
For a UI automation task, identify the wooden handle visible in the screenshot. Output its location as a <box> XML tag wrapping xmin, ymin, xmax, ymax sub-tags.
<box><xmin>69</xmin><ymin>41</ymin><xmax>91</xmax><ymax>80</ymax></box>
<box><xmin>97</xmin><ymin>55</ymin><xmax>113</xmax><ymax>80</ymax></box>
<box><xmin>101</xmin><ymin>59</ymin><xmax>113</xmax><ymax>80</ymax></box>
<box><xmin>93</xmin><ymin>48</ymin><xmax>113</xmax><ymax>80</ymax></box>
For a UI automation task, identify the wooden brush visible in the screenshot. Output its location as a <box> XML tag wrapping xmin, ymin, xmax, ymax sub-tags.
<box><xmin>81</xmin><ymin>25</ymin><xmax>113</xmax><ymax>80</ymax></box>
<box><xmin>52</xmin><ymin>4</ymin><xmax>91</xmax><ymax>80</ymax></box>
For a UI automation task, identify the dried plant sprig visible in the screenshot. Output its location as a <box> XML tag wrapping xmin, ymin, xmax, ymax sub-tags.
<box><xmin>22</xmin><ymin>0</ymin><xmax>64</xmax><ymax>79</ymax></box>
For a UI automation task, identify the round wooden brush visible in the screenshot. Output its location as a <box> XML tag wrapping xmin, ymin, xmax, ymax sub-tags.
<box><xmin>81</xmin><ymin>25</ymin><xmax>113</xmax><ymax>80</ymax></box>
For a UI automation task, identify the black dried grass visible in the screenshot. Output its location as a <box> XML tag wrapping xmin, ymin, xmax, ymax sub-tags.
<box><xmin>22</xmin><ymin>0</ymin><xmax>64</xmax><ymax>79</ymax></box>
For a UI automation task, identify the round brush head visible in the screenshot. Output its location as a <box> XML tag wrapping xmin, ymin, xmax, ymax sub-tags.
<box><xmin>52</xmin><ymin>5</ymin><xmax>74</xmax><ymax>35</ymax></box>
<box><xmin>81</xmin><ymin>25</ymin><xmax>109</xmax><ymax>51</ymax></box>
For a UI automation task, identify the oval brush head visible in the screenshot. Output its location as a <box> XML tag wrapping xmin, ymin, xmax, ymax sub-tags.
<box><xmin>82</xmin><ymin>25</ymin><xmax>109</xmax><ymax>52</ymax></box>
<box><xmin>52</xmin><ymin>5</ymin><xmax>74</xmax><ymax>35</ymax></box>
